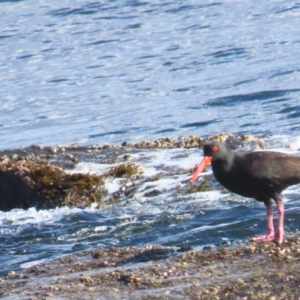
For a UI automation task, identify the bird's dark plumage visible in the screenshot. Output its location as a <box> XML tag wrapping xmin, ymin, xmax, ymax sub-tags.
<box><xmin>191</xmin><ymin>141</ymin><xmax>300</xmax><ymax>243</ymax></box>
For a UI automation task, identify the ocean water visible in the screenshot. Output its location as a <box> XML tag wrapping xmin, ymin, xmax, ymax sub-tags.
<box><xmin>1</xmin><ymin>0</ymin><xmax>300</xmax><ymax>276</ymax></box>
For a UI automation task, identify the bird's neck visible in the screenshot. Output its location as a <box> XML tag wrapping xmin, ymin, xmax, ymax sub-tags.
<box><xmin>213</xmin><ymin>151</ymin><xmax>235</xmax><ymax>173</ymax></box>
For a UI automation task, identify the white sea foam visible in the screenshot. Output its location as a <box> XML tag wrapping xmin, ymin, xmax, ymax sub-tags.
<box><xmin>0</xmin><ymin>206</ymin><xmax>98</xmax><ymax>227</ymax></box>
<box><xmin>20</xmin><ymin>259</ymin><xmax>48</xmax><ymax>269</ymax></box>
<box><xmin>269</xmin><ymin>135</ymin><xmax>300</xmax><ymax>150</ymax></box>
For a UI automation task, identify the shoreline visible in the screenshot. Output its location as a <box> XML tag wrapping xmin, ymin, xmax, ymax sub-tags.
<box><xmin>2</xmin><ymin>236</ymin><xmax>300</xmax><ymax>299</ymax></box>
<box><xmin>1</xmin><ymin>133</ymin><xmax>299</xmax><ymax>299</ymax></box>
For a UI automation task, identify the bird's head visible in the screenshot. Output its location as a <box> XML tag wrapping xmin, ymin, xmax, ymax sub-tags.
<box><xmin>190</xmin><ymin>141</ymin><xmax>228</xmax><ymax>183</ymax></box>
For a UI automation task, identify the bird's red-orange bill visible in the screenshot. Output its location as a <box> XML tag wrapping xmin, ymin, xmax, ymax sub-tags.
<box><xmin>190</xmin><ymin>156</ymin><xmax>212</xmax><ymax>183</ymax></box>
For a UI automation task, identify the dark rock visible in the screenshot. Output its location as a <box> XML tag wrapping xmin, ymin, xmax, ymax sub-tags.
<box><xmin>0</xmin><ymin>160</ymin><xmax>107</xmax><ymax>211</ymax></box>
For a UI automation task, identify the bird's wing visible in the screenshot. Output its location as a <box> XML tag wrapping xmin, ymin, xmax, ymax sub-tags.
<box><xmin>238</xmin><ymin>151</ymin><xmax>300</xmax><ymax>186</ymax></box>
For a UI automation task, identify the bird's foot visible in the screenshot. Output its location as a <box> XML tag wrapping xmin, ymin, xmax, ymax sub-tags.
<box><xmin>274</xmin><ymin>230</ymin><xmax>284</xmax><ymax>244</ymax></box>
<box><xmin>251</xmin><ymin>233</ymin><xmax>275</xmax><ymax>243</ymax></box>
<box><xmin>251</xmin><ymin>231</ymin><xmax>283</xmax><ymax>244</ymax></box>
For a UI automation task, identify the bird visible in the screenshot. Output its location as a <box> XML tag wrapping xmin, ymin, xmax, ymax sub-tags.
<box><xmin>190</xmin><ymin>141</ymin><xmax>300</xmax><ymax>244</ymax></box>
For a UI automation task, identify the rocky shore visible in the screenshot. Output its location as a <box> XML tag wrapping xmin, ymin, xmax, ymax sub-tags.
<box><xmin>2</xmin><ymin>133</ymin><xmax>297</xmax><ymax>299</ymax></box>
<box><xmin>2</xmin><ymin>236</ymin><xmax>300</xmax><ymax>299</ymax></box>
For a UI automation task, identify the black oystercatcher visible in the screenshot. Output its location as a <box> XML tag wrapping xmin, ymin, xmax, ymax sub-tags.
<box><xmin>190</xmin><ymin>141</ymin><xmax>300</xmax><ymax>244</ymax></box>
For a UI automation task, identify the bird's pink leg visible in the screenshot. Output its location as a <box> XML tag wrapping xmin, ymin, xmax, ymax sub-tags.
<box><xmin>251</xmin><ymin>204</ymin><xmax>275</xmax><ymax>242</ymax></box>
<box><xmin>274</xmin><ymin>202</ymin><xmax>284</xmax><ymax>243</ymax></box>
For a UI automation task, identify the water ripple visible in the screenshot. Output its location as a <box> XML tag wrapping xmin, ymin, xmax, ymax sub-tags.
<box><xmin>48</xmin><ymin>7</ymin><xmax>99</xmax><ymax>17</ymax></box>
<box><xmin>207</xmin><ymin>89</ymin><xmax>300</xmax><ymax>107</ymax></box>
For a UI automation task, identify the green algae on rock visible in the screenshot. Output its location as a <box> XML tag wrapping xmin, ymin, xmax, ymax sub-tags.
<box><xmin>106</xmin><ymin>163</ymin><xmax>143</xmax><ymax>178</ymax></box>
<box><xmin>185</xmin><ymin>178</ymin><xmax>214</xmax><ymax>193</ymax></box>
<box><xmin>0</xmin><ymin>160</ymin><xmax>107</xmax><ymax>211</ymax></box>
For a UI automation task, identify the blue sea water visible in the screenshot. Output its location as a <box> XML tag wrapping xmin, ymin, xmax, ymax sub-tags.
<box><xmin>1</xmin><ymin>0</ymin><xmax>300</xmax><ymax>276</ymax></box>
<box><xmin>1</xmin><ymin>0</ymin><xmax>300</xmax><ymax>149</ymax></box>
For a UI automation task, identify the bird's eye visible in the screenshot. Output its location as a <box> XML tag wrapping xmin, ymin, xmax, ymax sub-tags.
<box><xmin>212</xmin><ymin>145</ymin><xmax>218</xmax><ymax>152</ymax></box>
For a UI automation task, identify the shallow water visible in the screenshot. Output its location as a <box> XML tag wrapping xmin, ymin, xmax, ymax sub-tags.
<box><xmin>1</xmin><ymin>0</ymin><xmax>300</xmax><ymax>276</ymax></box>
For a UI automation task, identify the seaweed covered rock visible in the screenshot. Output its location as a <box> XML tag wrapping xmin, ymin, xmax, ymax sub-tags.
<box><xmin>0</xmin><ymin>160</ymin><xmax>107</xmax><ymax>211</ymax></box>
<box><xmin>106</xmin><ymin>163</ymin><xmax>143</xmax><ymax>178</ymax></box>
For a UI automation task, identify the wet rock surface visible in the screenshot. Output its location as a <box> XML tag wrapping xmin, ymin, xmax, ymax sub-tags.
<box><xmin>2</xmin><ymin>236</ymin><xmax>300</xmax><ymax>299</ymax></box>
<box><xmin>0</xmin><ymin>160</ymin><xmax>107</xmax><ymax>211</ymax></box>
